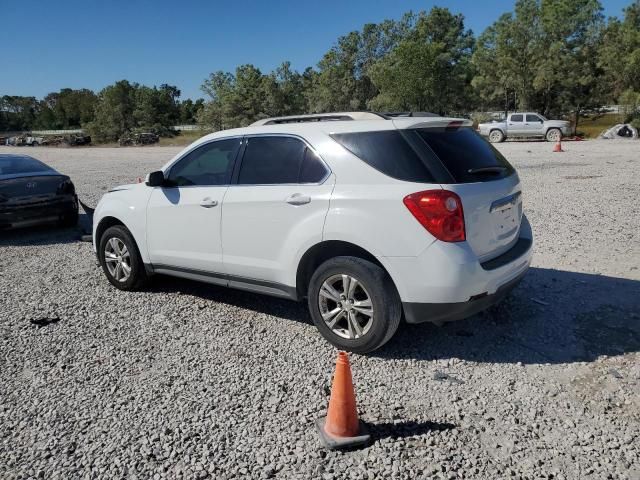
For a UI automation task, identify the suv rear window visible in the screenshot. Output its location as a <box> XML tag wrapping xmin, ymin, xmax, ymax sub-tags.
<box><xmin>331</xmin><ymin>130</ymin><xmax>435</xmax><ymax>183</ymax></box>
<box><xmin>332</xmin><ymin>128</ymin><xmax>514</xmax><ymax>184</ymax></box>
<box><xmin>415</xmin><ymin>128</ymin><xmax>514</xmax><ymax>183</ymax></box>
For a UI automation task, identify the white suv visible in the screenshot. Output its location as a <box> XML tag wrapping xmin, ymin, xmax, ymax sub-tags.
<box><xmin>93</xmin><ymin>112</ymin><xmax>533</xmax><ymax>353</ymax></box>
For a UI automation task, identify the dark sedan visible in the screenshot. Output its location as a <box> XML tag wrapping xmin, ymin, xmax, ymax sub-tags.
<box><xmin>0</xmin><ymin>154</ymin><xmax>78</xmax><ymax>229</ymax></box>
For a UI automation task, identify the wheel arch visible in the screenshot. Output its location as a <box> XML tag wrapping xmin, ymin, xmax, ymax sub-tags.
<box><xmin>295</xmin><ymin>240</ymin><xmax>398</xmax><ymax>300</ymax></box>
<box><xmin>95</xmin><ymin>216</ymin><xmax>126</xmax><ymax>247</ymax></box>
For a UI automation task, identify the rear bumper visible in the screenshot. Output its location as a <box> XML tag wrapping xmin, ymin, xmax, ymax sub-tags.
<box><xmin>382</xmin><ymin>215</ymin><xmax>533</xmax><ymax>323</ymax></box>
<box><xmin>402</xmin><ymin>269</ymin><xmax>526</xmax><ymax>324</ymax></box>
<box><xmin>0</xmin><ymin>195</ymin><xmax>77</xmax><ymax>229</ymax></box>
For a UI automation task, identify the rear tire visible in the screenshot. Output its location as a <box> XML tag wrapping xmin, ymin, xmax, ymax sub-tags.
<box><xmin>98</xmin><ymin>225</ymin><xmax>148</xmax><ymax>290</ymax></box>
<box><xmin>307</xmin><ymin>256</ymin><xmax>401</xmax><ymax>353</ymax></box>
<box><xmin>488</xmin><ymin>129</ymin><xmax>505</xmax><ymax>143</ymax></box>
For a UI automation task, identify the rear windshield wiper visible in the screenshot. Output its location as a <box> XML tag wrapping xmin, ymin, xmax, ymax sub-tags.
<box><xmin>467</xmin><ymin>166</ymin><xmax>507</xmax><ymax>174</ymax></box>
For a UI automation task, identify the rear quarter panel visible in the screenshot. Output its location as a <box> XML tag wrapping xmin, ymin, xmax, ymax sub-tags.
<box><xmin>310</xmin><ymin>130</ymin><xmax>439</xmax><ymax>258</ymax></box>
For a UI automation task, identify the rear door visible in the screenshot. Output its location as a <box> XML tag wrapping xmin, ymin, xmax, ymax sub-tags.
<box><xmin>507</xmin><ymin>114</ymin><xmax>525</xmax><ymax>135</ymax></box>
<box><xmin>414</xmin><ymin>127</ymin><xmax>523</xmax><ymax>261</ymax></box>
<box><xmin>221</xmin><ymin>135</ymin><xmax>333</xmax><ymax>294</ymax></box>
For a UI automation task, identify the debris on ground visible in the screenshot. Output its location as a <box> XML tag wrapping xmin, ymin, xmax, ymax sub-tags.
<box><xmin>599</xmin><ymin>124</ymin><xmax>638</xmax><ymax>139</ymax></box>
<box><xmin>29</xmin><ymin>317</ymin><xmax>61</xmax><ymax>327</ymax></box>
<box><xmin>118</xmin><ymin>132</ymin><xmax>159</xmax><ymax>146</ymax></box>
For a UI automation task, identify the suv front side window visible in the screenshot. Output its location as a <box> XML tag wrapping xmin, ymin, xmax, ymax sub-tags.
<box><xmin>166</xmin><ymin>138</ymin><xmax>241</xmax><ymax>187</ymax></box>
<box><xmin>526</xmin><ymin>114</ymin><xmax>542</xmax><ymax>123</ymax></box>
<box><xmin>237</xmin><ymin>136</ymin><xmax>328</xmax><ymax>185</ymax></box>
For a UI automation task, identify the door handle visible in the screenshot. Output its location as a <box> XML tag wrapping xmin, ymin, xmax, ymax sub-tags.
<box><xmin>200</xmin><ymin>197</ymin><xmax>218</xmax><ymax>208</ymax></box>
<box><xmin>285</xmin><ymin>193</ymin><xmax>311</xmax><ymax>206</ymax></box>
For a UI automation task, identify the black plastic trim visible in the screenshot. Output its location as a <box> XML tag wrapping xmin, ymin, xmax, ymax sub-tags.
<box><xmin>402</xmin><ymin>269</ymin><xmax>528</xmax><ymax>324</ymax></box>
<box><xmin>148</xmin><ymin>263</ymin><xmax>299</xmax><ymax>300</ymax></box>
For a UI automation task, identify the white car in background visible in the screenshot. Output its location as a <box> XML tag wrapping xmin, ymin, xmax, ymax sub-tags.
<box><xmin>93</xmin><ymin>112</ymin><xmax>533</xmax><ymax>353</ymax></box>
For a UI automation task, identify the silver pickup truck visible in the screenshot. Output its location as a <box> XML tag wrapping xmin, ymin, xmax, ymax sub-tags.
<box><xmin>478</xmin><ymin>112</ymin><xmax>571</xmax><ymax>143</ymax></box>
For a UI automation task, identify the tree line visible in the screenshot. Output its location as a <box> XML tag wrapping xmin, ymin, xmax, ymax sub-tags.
<box><xmin>0</xmin><ymin>84</ymin><xmax>204</xmax><ymax>141</ymax></box>
<box><xmin>199</xmin><ymin>0</ymin><xmax>640</xmax><ymax>131</ymax></box>
<box><xmin>2</xmin><ymin>0</ymin><xmax>639</xmax><ymax>141</ymax></box>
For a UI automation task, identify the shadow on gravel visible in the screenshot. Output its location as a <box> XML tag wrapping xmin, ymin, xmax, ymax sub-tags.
<box><xmin>0</xmin><ymin>213</ymin><xmax>90</xmax><ymax>246</ymax></box>
<box><xmin>374</xmin><ymin>267</ymin><xmax>640</xmax><ymax>365</ymax></box>
<box><xmin>149</xmin><ymin>275</ymin><xmax>312</xmax><ymax>324</ymax></box>
<box><xmin>368</xmin><ymin>420</ymin><xmax>457</xmax><ymax>441</ymax></box>
<box><xmin>146</xmin><ymin>267</ymin><xmax>639</xmax><ymax>364</ymax></box>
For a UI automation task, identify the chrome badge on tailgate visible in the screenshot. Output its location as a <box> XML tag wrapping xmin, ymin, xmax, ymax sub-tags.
<box><xmin>490</xmin><ymin>191</ymin><xmax>522</xmax><ymax>240</ymax></box>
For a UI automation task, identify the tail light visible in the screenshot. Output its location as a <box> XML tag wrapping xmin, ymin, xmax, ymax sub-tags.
<box><xmin>403</xmin><ymin>190</ymin><xmax>465</xmax><ymax>242</ymax></box>
<box><xmin>57</xmin><ymin>179</ymin><xmax>75</xmax><ymax>195</ymax></box>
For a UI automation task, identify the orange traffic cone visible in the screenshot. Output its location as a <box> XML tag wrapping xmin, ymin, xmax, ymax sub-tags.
<box><xmin>553</xmin><ymin>138</ymin><xmax>564</xmax><ymax>152</ymax></box>
<box><xmin>316</xmin><ymin>351</ymin><xmax>370</xmax><ymax>449</ymax></box>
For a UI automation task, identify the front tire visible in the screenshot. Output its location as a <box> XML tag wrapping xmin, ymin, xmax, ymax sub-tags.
<box><xmin>546</xmin><ymin>128</ymin><xmax>562</xmax><ymax>142</ymax></box>
<box><xmin>98</xmin><ymin>225</ymin><xmax>148</xmax><ymax>290</ymax></box>
<box><xmin>308</xmin><ymin>256</ymin><xmax>401</xmax><ymax>353</ymax></box>
<box><xmin>488</xmin><ymin>129</ymin><xmax>505</xmax><ymax>143</ymax></box>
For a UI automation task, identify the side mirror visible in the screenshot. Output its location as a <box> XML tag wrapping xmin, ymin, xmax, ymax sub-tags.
<box><xmin>146</xmin><ymin>170</ymin><xmax>165</xmax><ymax>187</ymax></box>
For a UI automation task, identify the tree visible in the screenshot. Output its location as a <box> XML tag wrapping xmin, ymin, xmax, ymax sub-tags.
<box><xmin>36</xmin><ymin>88</ymin><xmax>97</xmax><ymax>129</ymax></box>
<box><xmin>199</xmin><ymin>71</ymin><xmax>235</xmax><ymax>130</ymax></box>
<box><xmin>179</xmin><ymin>98</ymin><xmax>204</xmax><ymax>124</ymax></box>
<box><xmin>0</xmin><ymin>96</ymin><xmax>40</xmax><ymax>131</ymax></box>
<box><xmin>86</xmin><ymin>80</ymin><xmax>137</xmax><ymax>142</ymax></box>
<box><xmin>306</xmin><ymin>16</ymin><xmax>412</xmax><ymax>112</ymax></box>
<box><xmin>472</xmin><ymin>0</ymin><xmax>605</xmax><ymax>126</ymax></box>
<box><xmin>535</xmin><ymin>0</ymin><xmax>604</xmax><ymax>125</ymax></box>
<box><xmin>598</xmin><ymin>0</ymin><xmax>640</xmax><ymax>101</ymax></box>
<box><xmin>472</xmin><ymin>0</ymin><xmax>544</xmax><ymax>113</ymax></box>
<box><xmin>368</xmin><ymin>7</ymin><xmax>474</xmax><ymax>114</ymax></box>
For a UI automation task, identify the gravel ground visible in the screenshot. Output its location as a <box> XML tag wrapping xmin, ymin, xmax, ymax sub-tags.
<box><xmin>1</xmin><ymin>141</ymin><xmax>639</xmax><ymax>480</ymax></box>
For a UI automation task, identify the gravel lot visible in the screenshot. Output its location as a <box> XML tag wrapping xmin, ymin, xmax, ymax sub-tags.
<box><xmin>1</xmin><ymin>141</ymin><xmax>639</xmax><ymax>480</ymax></box>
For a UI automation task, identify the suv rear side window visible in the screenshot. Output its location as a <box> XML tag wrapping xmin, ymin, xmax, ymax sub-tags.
<box><xmin>510</xmin><ymin>114</ymin><xmax>523</xmax><ymax>122</ymax></box>
<box><xmin>331</xmin><ymin>130</ymin><xmax>435</xmax><ymax>183</ymax></box>
<box><xmin>238</xmin><ymin>136</ymin><xmax>328</xmax><ymax>185</ymax></box>
<box><xmin>415</xmin><ymin>127</ymin><xmax>514</xmax><ymax>183</ymax></box>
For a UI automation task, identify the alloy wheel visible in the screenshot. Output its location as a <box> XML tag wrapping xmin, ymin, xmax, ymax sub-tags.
<box><xmin>318</xmin><ymin>274</ymin><xmax>374</xmax><ymax>339</ymax></box>
<box><xmin>104</xmin><ymin>237</ymin><xmax>131</xmax><ymax>282</ymax></box>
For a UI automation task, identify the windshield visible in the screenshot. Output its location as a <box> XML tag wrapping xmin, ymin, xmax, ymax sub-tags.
<box><xmin>0</xmin><ymin>155</ymin><xmax>54</xmax><ymax>176</ymax></box>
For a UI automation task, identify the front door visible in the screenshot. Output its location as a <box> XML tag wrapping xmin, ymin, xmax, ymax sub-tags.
<box><xmin>146</xmin><ymin>137</ymin><xmax>241</xmax><ymax>279</ymax></box>
<box><xmin>221</xmin><ymin>135</ymin><xmax>334</xmax><ymax>294</ymax></box>
<box><xmin>524</xmin><ymin>114</ymin><xmax>544</xmax><ymax>135</ymax></box>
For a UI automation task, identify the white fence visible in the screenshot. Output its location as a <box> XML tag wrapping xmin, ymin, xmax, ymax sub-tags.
<box><xmin>31</xmin><ymin>129</ymin><xmax>84</xmax><ymax>135</ymax></box>
<box><xmin>2</xmin><ymin>125</ymin><xmax>202</xmax><ymax>136</ymax></box>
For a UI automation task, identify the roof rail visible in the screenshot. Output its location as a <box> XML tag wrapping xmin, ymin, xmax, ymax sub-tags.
<box><xmin>250</xmin><ymin>112</ymin><xmax>387</xmax><ymax>126</ymax></box>
<box><xmin>382</xmin><ymin>112</ymin><xmax>439</xmax><ymax>118</ymax></box>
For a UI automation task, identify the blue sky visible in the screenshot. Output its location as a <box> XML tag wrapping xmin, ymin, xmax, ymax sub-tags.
<box><xmin>0</xmin><ymin>0</ymin><xmax>631</xmax><ymax>100</ymax></box>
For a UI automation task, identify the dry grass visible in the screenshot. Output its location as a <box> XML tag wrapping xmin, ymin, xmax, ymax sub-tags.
<box><xmin>158</xmin><ymin>130</ymin><xmax>209</xmax><ymax>146</ymax></box>
<box><xmin>576</xmin><ymin>113</ymin><xmax>625</xmax><ymax>138</ymax></box>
